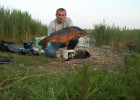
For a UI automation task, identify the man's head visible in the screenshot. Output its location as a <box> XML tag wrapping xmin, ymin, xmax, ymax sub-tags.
<box><xmin>56</xmin><ymin>8</ymin><xmax>67</xmax><ymax>24</ymax></box>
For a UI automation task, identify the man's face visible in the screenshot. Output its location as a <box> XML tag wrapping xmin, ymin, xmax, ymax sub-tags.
<box><xmin>56</xmin><ymin>10</ymin><xmax>66</xmax><ymax>24</ymax></box>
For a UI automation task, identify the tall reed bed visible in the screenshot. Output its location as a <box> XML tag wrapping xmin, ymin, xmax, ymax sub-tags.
<box><xmin>91</xmin><ymin>22</ymin><xmax>140</xmax><ymax>52</ymax></box>
<box><xmin>0</xmin><ymin>7</ymin><xmax>47</xmax><ymax>43</ymax></box>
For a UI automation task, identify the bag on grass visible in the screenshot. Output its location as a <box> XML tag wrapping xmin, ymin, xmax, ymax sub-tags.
<box><xmin>0</xmin><ymin>40</ymin><xmax>21</xmax><ymax>53</ymax></box>
<box><xmin>75</xmin><ymin>50</ymin><xmax>90</xmax><ymax>59</ymax></box>
<box><xmin>0</xmin><ymin>56</ymin><xmax>12</xmax><ymax>64</ymax></box>
<box><xmin>19</xmin><ymin>41</ymin><xmax>39</xmax><ymax>56</ymax></box>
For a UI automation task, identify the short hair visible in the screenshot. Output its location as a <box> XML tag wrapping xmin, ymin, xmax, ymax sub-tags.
<box><xmin>56</xmin><ymin>8</ymin><xmax>66</xmax><ymax>14</ymax></box>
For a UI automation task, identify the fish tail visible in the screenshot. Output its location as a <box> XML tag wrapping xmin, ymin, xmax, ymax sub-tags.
<box><xmin>38</xmin><ymin>38</ymin><xmax>49</xmax><ymax>50</ymax></box>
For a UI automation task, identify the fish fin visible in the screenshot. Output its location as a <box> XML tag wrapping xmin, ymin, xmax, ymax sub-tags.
<box><xmin>66</xmin><ymin>42</ymin><xmax>69</xmax><ymax>46</ymax></box>
<box><xmin>42</xmin><ymin>45</ymin><xmax>46</xmax><ymax>50</ymax></box>
<box><xmin>66</xmin><ymin>42</ymin><xmax>71</xmax><ymax>50</ymax></box>
<box><xmin>38</xmin><ymin>41</ymin><xmax>42</xmax><ymax>46</ymax></box>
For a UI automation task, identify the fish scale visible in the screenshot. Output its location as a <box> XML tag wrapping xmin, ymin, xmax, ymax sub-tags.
<box><xmin>38</xmin><ymin>26</ymin><xmax>87</xmax><ymax>50</ymax></box>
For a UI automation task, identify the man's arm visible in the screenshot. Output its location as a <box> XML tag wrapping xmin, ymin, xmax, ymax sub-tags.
<box><xmin>47</xmin><ymin>25</ymin><xmax>54</xmax><ymax>36</ymax></box>
<box><xmin>67</xmin><ymin>17</ymin><xmax>73</xmax><ymax>26</ymax></box>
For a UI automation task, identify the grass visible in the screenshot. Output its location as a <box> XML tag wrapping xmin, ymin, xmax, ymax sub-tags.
<box><xmin>0</xmin><ymin>51</ymin><xmax>140</xmax><ymax>99</ymax></box>
<box><xmin>0</xmin><ymin>51</ymin><xmax>49</xmax><ymax>68</ymax></box>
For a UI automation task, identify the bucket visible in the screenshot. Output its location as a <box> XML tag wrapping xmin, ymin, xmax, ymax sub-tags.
<box><xmin>35</xmin><ymin>36</ymin><xmax>46</xmax><ymax>51</ymax></box>
<box><xmin>35</xmin><ymin>37</ymin><xmax>42</xmax><ymax>51</ymax></box>
<box><xmin>62</xmin><ymin>50</ymin><xmax>75</xmax><ymax>59</ymax></box>
<box><xmin>77</xmin><ymin>37</ymin><xmax>90</xmax><ymax>47</ymax></box>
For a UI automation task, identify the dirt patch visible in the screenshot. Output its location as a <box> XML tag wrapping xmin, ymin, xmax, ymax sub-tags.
<box><xmin>37</xmin><ymin>46</ymin><xmax>125</xmax><ymax>72</ymax></box>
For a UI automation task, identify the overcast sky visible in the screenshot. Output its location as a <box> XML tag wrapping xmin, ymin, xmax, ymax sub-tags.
<box><xmin>0</xmin><ymin>0</ymin><xmax>140</xmax><ymax>29</ymax></box>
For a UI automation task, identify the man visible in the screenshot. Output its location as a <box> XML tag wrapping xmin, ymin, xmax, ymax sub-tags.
<box><xmin>45</xmin><ymin>8</ymin><xmax>79</xmax><ymax>58</ymax></box>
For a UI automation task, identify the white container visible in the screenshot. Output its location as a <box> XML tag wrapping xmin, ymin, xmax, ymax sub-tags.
<box><xmin>62</xmin><ymin>50</ymin><xmax>75</xmax><ymax>59</ymax></box>
<box><xmin>77</xmin><ymin>37</ymin><xmax>90</xmax><ymax>47</ymax></box>
<box><xmin>35</xmin><ymin>36</ymin><xmax>46</xmax><ymax>51</ymax></box>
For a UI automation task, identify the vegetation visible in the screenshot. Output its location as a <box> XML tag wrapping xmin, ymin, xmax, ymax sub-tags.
<box><xmin>0</xmin><ymin>7</ymin><xmax>47</xmax><ymax>43</ymax></box>
<box><xmin>0</xmin><ymin>52</ymin><xmax>140</xmax><ymax>100</ymax></box>
<box><xmin>90</xmin><ymin>21</ymin><xmax>140</xmax><ymax>53</ymax></box>
<box><xmin>0</xmin><ymin>7</ymin><xmax>140</xmax><ymax>100</ymax></box>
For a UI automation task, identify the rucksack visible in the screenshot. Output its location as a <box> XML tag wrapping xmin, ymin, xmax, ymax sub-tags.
<box><xmin>75</xmin><ymin>50</ymin><xmax>90</xmax><ymax>59</ymax></box>
<box><xmin>0</xmin><ymin>40</ymin><xmax>21</xmax><ymax>53</ymax></box>
<box><xmin>19</xmin><ymin>41</ymin><xmax>39</xmax><ymax>56</ymax></box>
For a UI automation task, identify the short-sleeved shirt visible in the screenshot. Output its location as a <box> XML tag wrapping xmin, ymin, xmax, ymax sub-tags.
<box><xmin>47</xmin><ymin>17</ymin><xmax>73</xmax><ymax>36</ymax></box>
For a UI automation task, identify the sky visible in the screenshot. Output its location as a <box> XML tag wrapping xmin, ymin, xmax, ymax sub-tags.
<box><xmin>0</xmin><ymin>0</ymin><xmax>140</xmax><ymax>29</ymax></box>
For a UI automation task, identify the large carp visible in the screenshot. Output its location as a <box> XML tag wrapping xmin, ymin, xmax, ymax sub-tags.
<box><xmin>38</xmin><ymin>26</ymin><xmax>87</xmax><ymax>50</ymax></box>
